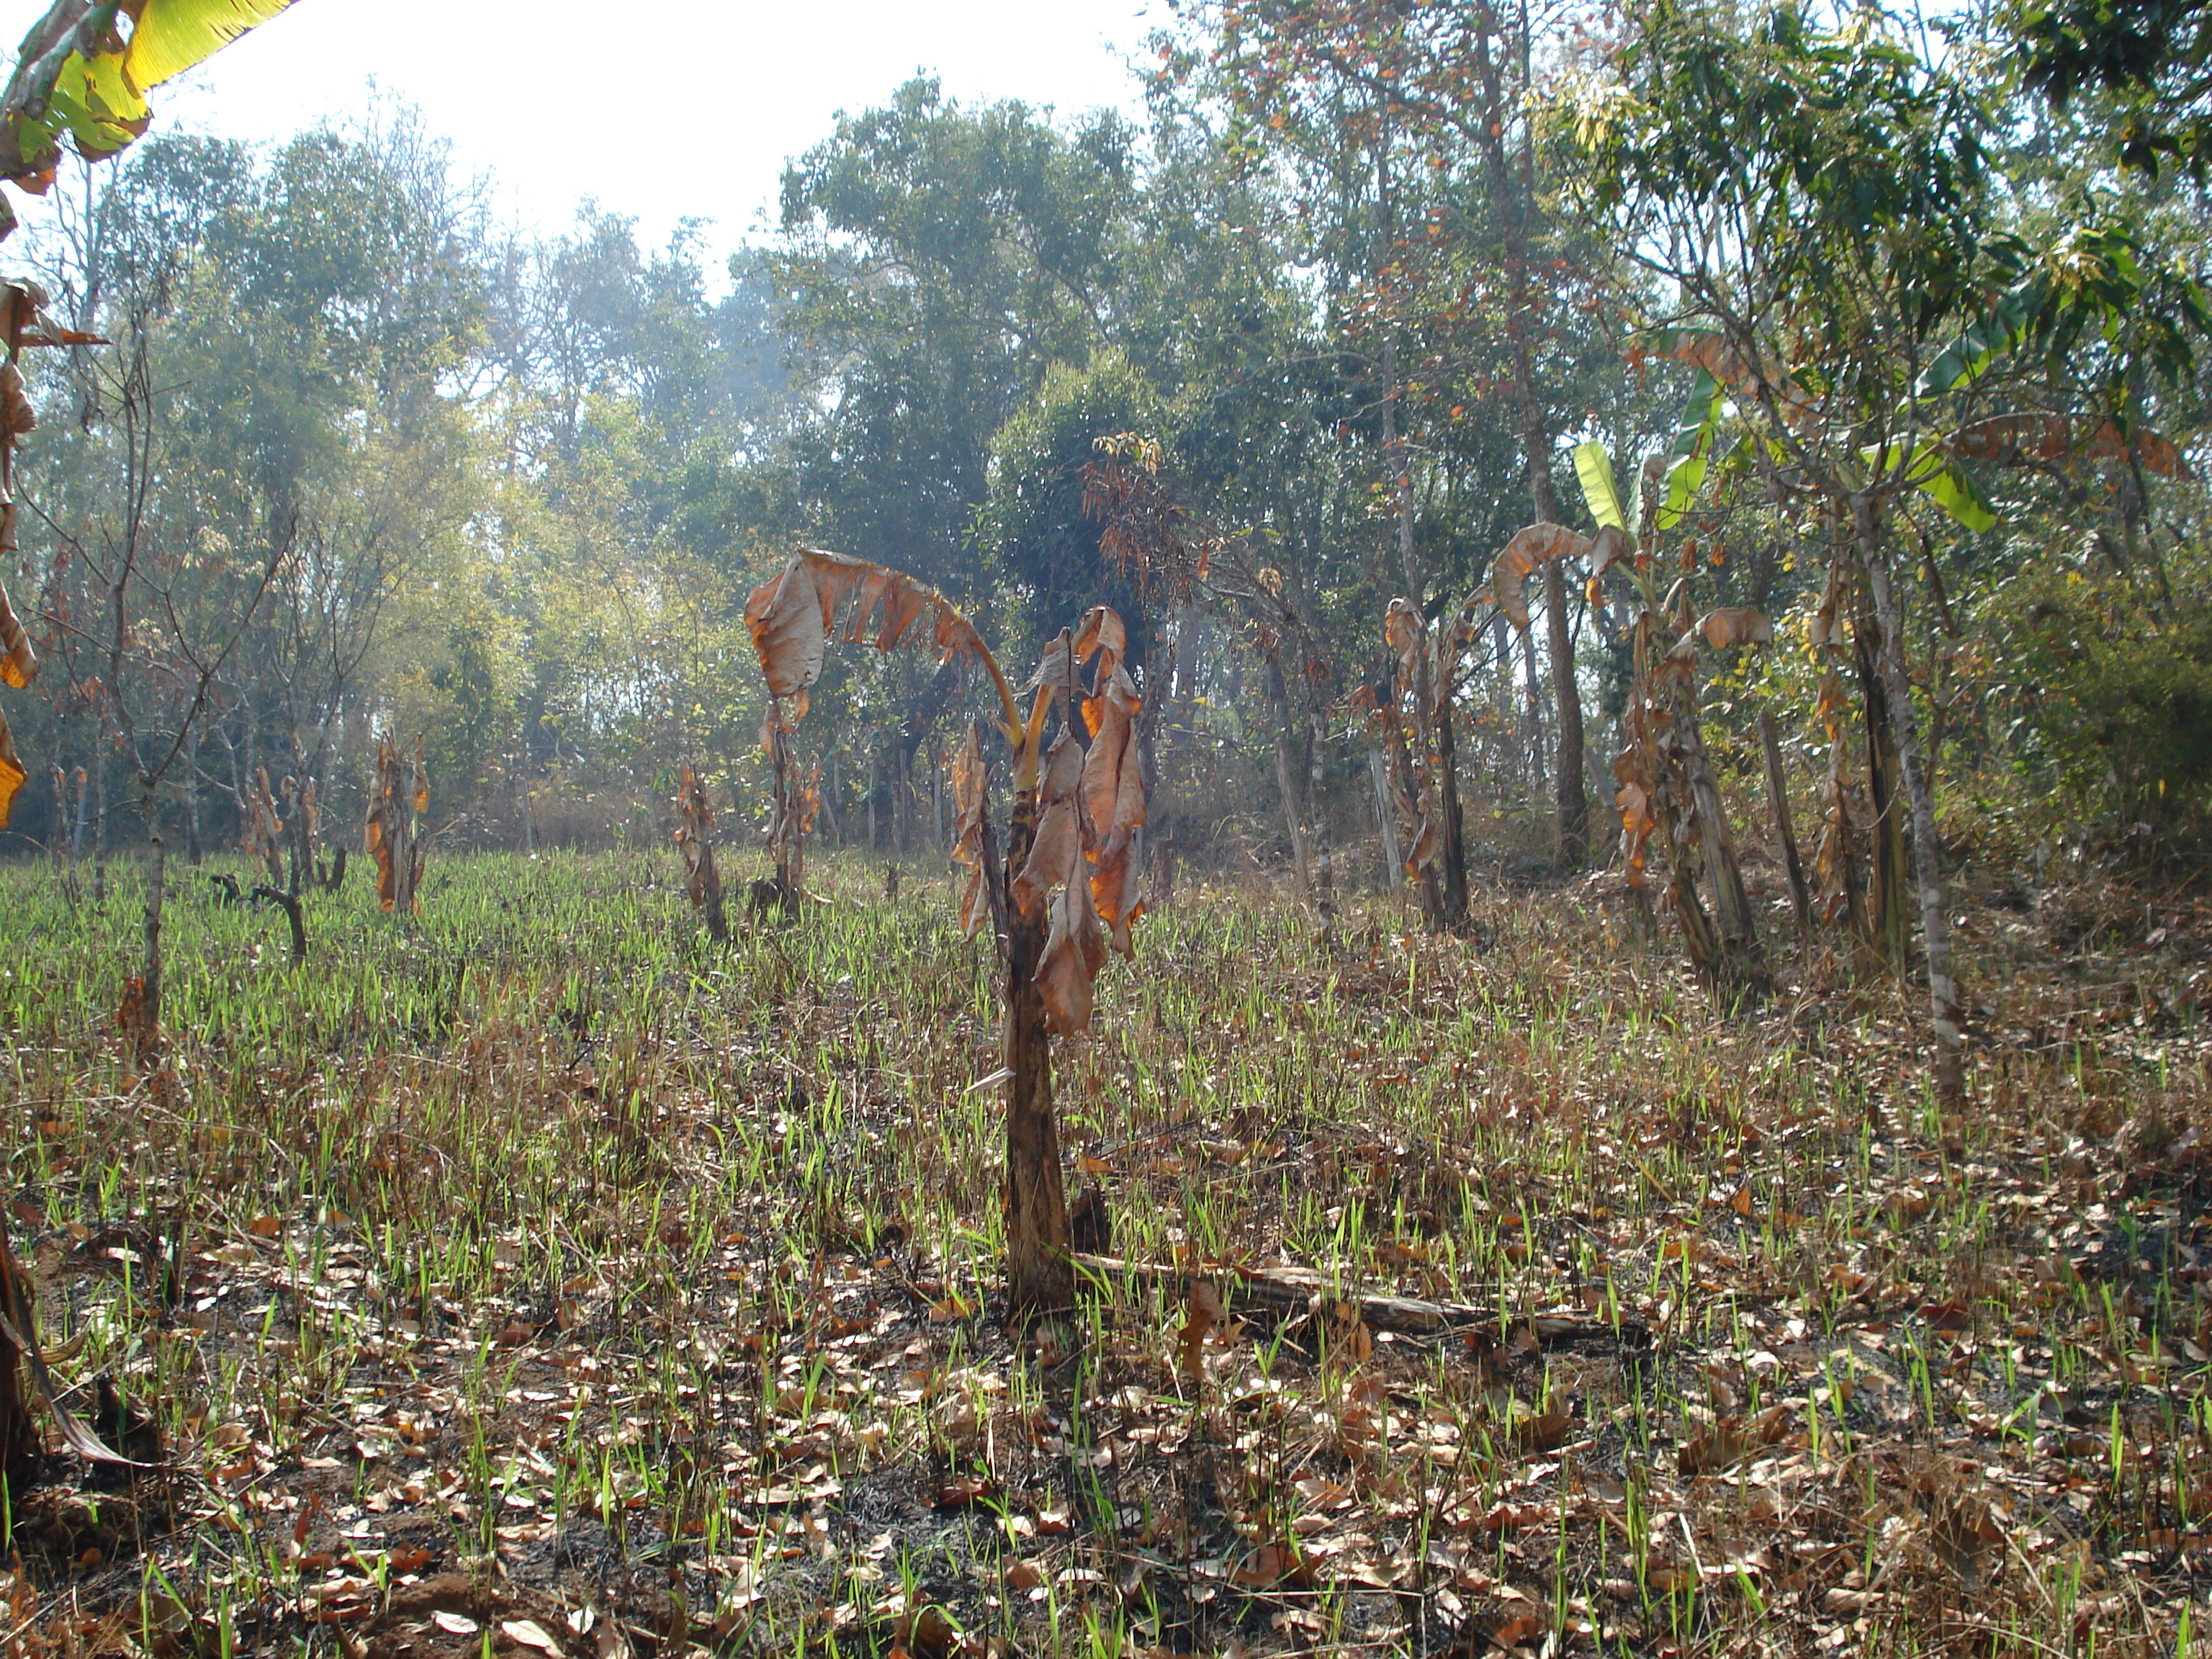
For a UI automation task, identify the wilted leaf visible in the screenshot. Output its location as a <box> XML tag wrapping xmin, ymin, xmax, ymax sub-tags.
<box><xmin>1037</xmin><ymin>855</ymin><xmax>1108</xmax><ymax>1035</ymax></box>
<box><xmin>1011</xmin><ymin>734</ymin><xmax>1082</xmax><ymax>920</ymax></box>
<box><xmin>1695</xmin><ymin>607</ymin><xmax>1773</xmax><ymax>650</ymax></box>
<box><xmin>1488</xmin><ymin>1613</ymin><xmax>1546</xmax><ymax>1650</ymax></box>
<box><xmin>0</xmin><ymin>708</ymin><xmax>24</xmax><ymax>831</ymax></box>
<box><xmin>1491</xmin><ymin>523</ymin><xmax>1593</xmax><ymax>631</ymax></box>
<box><xmin>0</xmin><ymin>574</ymin><xmax>38</xmax><ymax>692</ymax></box>
<box><xmin>1585</xmin><ymin>523</ymin><xmax>1635</xmax><ymax>602</ymax></box>
<box><xmin>1662</xmin><ymin>328</ymin><xmax>1819</xmax><ymax>433</ymax></box>
<box><xmin>745</xmin><ymin>549</ymin><xmax>997</xmax><ymax>719</ymax></box>
<box><xmin>1179</xmin><ymin>1276</ymin><xmax>1226</xmax><ymax>1380</ymax></box>
<box><xmin>365</xmin><ymin>734</ymin><xmax>426</xmax><ymax>913</ymax></box>
<box><xmin>1512</xmin><ymin>1409</ymin><xmax>1572</xmax><ymax>1452</ymax></box>
<box><xmin>1078</xmin><ymin>648</ymin><xmax>1146</xmax><ymax>954</ymax></box>
<box><xmin>1232</xmin><ymin>1542</ymin><xmax>1311</xmax><ymax>1588</ymax></box>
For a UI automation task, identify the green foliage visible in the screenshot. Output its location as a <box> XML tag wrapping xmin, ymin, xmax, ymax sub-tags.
<box><xmin>1993</xmin><ymin>556</ymin><xmax>2212</xmax><ymax>841</ymax></box>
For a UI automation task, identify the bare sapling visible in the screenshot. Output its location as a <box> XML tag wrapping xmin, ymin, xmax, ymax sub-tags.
<box><xmin>746</xmin><ymin>549</ymin><xmax>1148</xmax><ymax>1316</ymax></box>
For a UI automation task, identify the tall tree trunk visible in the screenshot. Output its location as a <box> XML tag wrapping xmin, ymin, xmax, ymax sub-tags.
<box><xmin>1377</xmin><ymin>125</ymin><xmax>1466</xmax><ymax>927</ymax></box>
<box><xmin>1543</xmin><ymin>559</ymin><xmax>1587</xmax><ymax>866</ymax></box>
<box><xmin>1473</xmin><ymin>4</ymin><xmax>1585</xmax><ymax>869</ymax></box>
<box><xmin>1001</xmin><ymin>787</ymin><xmax>1070</xmax><ymax>1317</ymax></box>
<box><xmin>1851</xmin><ymin>493</ymin><xmax>1965</xmax><ymax>1106</ymax></box>
<box><xmin>1759</xmin><ymin>711</ymin><xmax>1813</xmax><ymax>940</ymax></box>
<box><xmin>1518</xmin><ymin>625</ymin><xmax>1548</xmax><ymax>790</ymax></box>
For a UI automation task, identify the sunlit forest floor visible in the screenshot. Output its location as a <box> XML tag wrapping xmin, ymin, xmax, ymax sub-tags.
<box><xmin>0</xmin><ymin>847</ymin><xmax>2206</xmax><ymax>1657</ymax></box>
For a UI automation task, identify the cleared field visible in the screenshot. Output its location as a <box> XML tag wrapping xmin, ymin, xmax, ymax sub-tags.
<box><xmin>0</xmin><ymin>849</ymin><xmax>2206</xmax><ymax>1658</ymax></box>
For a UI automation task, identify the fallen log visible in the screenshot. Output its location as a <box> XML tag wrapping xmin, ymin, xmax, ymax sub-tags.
<box><xmin>1071</xmin><ymin>1252</ymin><xmax>1640</xmax><ymax>1346</ymax></box>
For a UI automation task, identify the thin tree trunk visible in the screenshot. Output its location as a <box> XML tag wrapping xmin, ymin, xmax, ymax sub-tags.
<box><xmin>1308</xmin><ymin>711</ymin><xmax>1335</xmax><ymax>922</ymax></box>
<box><xmin>182</xmin><ymin>727</ymin><xmax>201</xmax><ymax>865</ymax></box>
<box><xmin>866</xmin><ymin>750</ymin><xmax>879</xmax><ymax>853</ymax></box>
<box><xmin>1853</xmin><ymin>570</ymin><xmax>1910</xmax><ymax>972</ymax></box>
<box><xmin>1470</xmin><ymin>7</ymin><xmax>1586</xmax><ymax>869</ymax></box>
<box><xmin>1671</xmin><ymin>678</ymin><xmax>1763</xmax><ymax>982</ymax></box>
<box><xmin>1273</xmin><ymin>727</ymin><xmax>1310</xmax><ymax>896</ymax></box>
<box><xmin>138</xmin><ymin>835</ymin><xmax>164</xmax><ymax>1051</ymax></box>
<box><xmin>1759</xmin><ymin>712</ymin><xmax>1812</xmax><ymax>939</ymax></box>
<box><xmin>1368</xmin><ymin>745</ymin><xmax>1402</xmax><ymax>889</ymax></box>
<box><xmin>1851</xmin><ymin>493</ymin><xmax>1965</xmax><ymax>1105</ymax></box>
<box><xmin>1519</xmin><ymin>624</ymin><xmax>1548</xmax><ymax>791</ymax></box>
<box><xmin>1001</xmin><ymin>786</ymin><xmax>1070</xmax><ymax>1318</ymax></box>
<box><xmin>1543</xmin><ymin>558</ymin><xmax>1586</xmax><ymax>866</ymax></box>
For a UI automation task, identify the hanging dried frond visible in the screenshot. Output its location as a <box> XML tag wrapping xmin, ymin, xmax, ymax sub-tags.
<box><xmin>1030</xmin><ymin>734</ymin><xmax>1110</xmax><ymax>1037</ymax></box>
<box><xmin>1948</xmin><ymin>413</ymin><xmax>2186</xmax><ymax>478</ymax></box>
<box><xmin>1664</xmin><ymin>331</ymin><xmax>1820</xmax><ymax>433</ymax></box>
<box><xmin>1584</xmin><ymin>524</ymin><xmax>1636</xmax><ymax>605</ymax></box>
<box><xmin>1075</xmin><ymin>611</ymin><xmax>1146</xmax><ymax>954</ymax></box>
<box><xmin>1490</xmin><ymin>523</ymin><xmax>1593</xmax><ymax>631</ymax></box>
<box><xmin>950</xmin><ymin>723</ymin><xmax>995</xmax><ymax>940</ymax></box>
<box><xmin>744</xmin><ymin>549</ymin><xmax>1008</xmax><ymax>727</ymax></box>
<box><xmin>1002</xmin><ymin>610</ymin><xmax>1150</xmax><ymax>1032</ymax></box>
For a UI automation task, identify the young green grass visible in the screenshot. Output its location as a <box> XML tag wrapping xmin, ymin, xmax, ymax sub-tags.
<box><xmin>0</xmin><ymin>848</ymin><xmax>2202</xmax><ymax>1654</ymax></box>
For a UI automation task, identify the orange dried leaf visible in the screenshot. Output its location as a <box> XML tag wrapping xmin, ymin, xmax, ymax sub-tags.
<box><xmin>1491</xmin><ymin>523</ymin><xmax>1593</xmax><ymax>631</ymax></box>
<box><xmin>949</xmin><ymin>724</ymin><xmax>992</xmax><ymax>938</ymax></box>
<box><xmin>1011</xmin><ymin>735</ymin><xmax>1083</xmax><ymax>920</ymax></box>
<box><xmin>0</xmin><ymin>577</ymin><xmax>37</xmax><ymax>690</ymax></box>
<box><xmin>1179</xmin><ymin>1277</ymin><xmax>1226</xmax><ymax>1380</ymax></box>
<box><xmin>1036</xmin><ymin>853</ymin><xmax>1108</xmax><ymax>1035</ymax></box>
<box><xmin>0</xmin><ymin>707</ymin><xmax>24</xmax><ymax>831</ymax></box>
<box><xmin>1696</xmin><ymin>606</ymin><xmax>1773</xmax><ymax>649</ymax></box>
<box><xmin>745</xmin><ymin>549</ymin><xmax>995</xmax><ymax>719</ymax></box>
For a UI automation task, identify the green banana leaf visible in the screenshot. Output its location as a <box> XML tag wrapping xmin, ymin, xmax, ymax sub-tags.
<box><xmin>125</xmin><ymin>0</ymin><xmax>297</xmax><ymax>91</ymax></box>
<box><xmin>1653</xmin><ymin>368</ymin><xmax>1725</xmax><ymax>532</ymax></box>
<box><xmin>1896</xmin><ymin>441</ymin><xmax>1997</xmax><ymax>532</ymax></box>
<box><xmin>1572</xmin><ymin>439</ymin><xmax>1634</xmax><ymax>536</ymax></box>
<box><xmin>1914</xmin><ymin>289</ymin><xmax>2032</xmax><ymax>399</ymax></box>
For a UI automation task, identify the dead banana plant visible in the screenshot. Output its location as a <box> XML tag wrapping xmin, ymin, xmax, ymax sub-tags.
<box><xmin>745</xmin><ymin>549</ymin><xmax>1148</xmax><ymax>1315</ymax></box>
<box><xmin>673</xmin><ymin>765</ymin><xmax>729</xmax><ymax>943</ymax></box>
<box><xmin>367</xmin><ymin>734</ymin><xmax>428</xmax><ymax>914</ymax></box>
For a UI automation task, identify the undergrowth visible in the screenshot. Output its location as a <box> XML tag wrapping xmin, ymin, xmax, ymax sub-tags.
<box><xmin>0</xmin><ymin>848</ymin><xmax>2205</xmax><ymax>1658</ymax></box>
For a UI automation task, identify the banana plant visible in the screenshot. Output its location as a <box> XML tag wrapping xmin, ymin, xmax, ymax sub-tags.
<box><xmin>1569</xmin><ymin>433</ymin><xmax>1771</xmax><ymax>989</ymax></box>
<box><xmin>745</xmin><ymin>549</ymin><xmax>1148</xmax><ymax>1316</ymax></box>
<box><xmin>0</xmin><ymin>0</ymin><xmax>299</xmax><ymax>196</ymax></box>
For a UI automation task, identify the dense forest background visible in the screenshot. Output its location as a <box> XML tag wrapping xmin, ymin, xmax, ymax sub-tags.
<box><xmin>3</xmin><ymin>0</ymin><xmax>2207</xmax><ymax>898</ymax></box>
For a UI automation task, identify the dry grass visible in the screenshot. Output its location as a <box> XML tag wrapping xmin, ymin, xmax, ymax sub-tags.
<box><xmin>0</xmin><ymin>846</ymin><xmax>2204</xmax><ymax>1658</ymax></box>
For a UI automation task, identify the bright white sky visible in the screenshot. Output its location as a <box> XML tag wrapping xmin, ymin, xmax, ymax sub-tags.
<box><xmin>6</xmin><ymin>0</ymin><xmax>1167</xmax><ymax>280</ymax></box>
